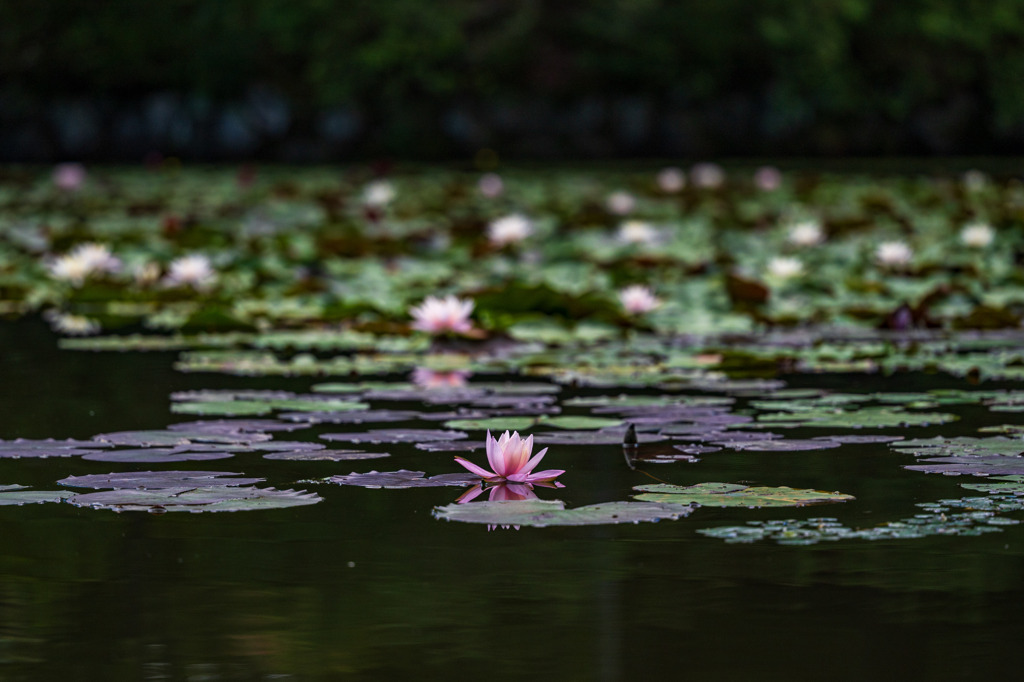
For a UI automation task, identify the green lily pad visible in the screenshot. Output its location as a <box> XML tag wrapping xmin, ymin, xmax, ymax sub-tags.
<box><xmin>66</xmin><ymin>486</ymin><xmax>322</xmax><ymax>512</ymax></box>
<box><xmin>633</xmin><ymin>482</ymin><xmax>855</xmax><ymax>507</ymax></box>
<box><xmin>0</xmin><ymin>490</ymin><xmax>74</xmax><ymax>506</ymax></box>
<box><xmin>433</xmin><ymin>499</ymin><xmax>693</xmax><ymax>527</ymax></box>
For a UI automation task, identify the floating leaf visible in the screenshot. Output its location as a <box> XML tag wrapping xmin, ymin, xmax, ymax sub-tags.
<box><xmin>320</xmin><ymin>429</ymin><xmax>468</xmax><ymax>444</ymax></box>
<box><xmin>0</xmin><ymin>490</ymin><xmax>73</xmax><ymax>506</ymax></box>
<box><xmin>904</xmin><ymin>457</ymin><xmax>1024</xmax><ymax>477</ymax></box>
<box><xmin>263</xmin><ymin>450</ymin><xmax>390</xmax><ymax>461</ymax></box>
<box><xmin>324</xmin><ymin>470</ymin><xmax>479</xmax><ymax>489</ymax></box>
<box><xmin>81</xmin><ymin>448</ymin><xmax>236</xmax><ymax>463</ymax></box>
<box><xmin>167</xmin><ymin>419</ymin><xmax>308</xmax><ymax>434</ymax></box>
<box><xmin>59</xmin><ymin>470</ymin><xmax>264</xmax><ymax>490</ymax></box>
<box><xmin>93</xmin><ymin>430</ymin><xmax>271</xmax><ymax>446</ymax></box>
<box><xmin>433</xmin><ymin>499</ymin><xmax>693</xmax><ymax>527</ymax></box>
<box><xmin>531</xmin><ymin>431</ymin><xmax>667</xmax><ymax>445</ymax></box>
<box><xmin>722</xmin><ymin>439</ymin><xmax>843</xmax><ymax>452</ymax></box>
<box><xmin>0</xmin><ymin>439</ymin><xmax>111</xmax><ymax>458</ymax></box>
<box><xmin>634</xmin><ymin>482</ymin><xmax>855</xmax><ymax>507</ymax></box>
<box><xmin>891</xmin><ymin>436</ymin><xmax>1024</xmax><ymax>458</ymax></box>
<box><xmin>279</xmin><ymin>409</ymin><xmax>422</xmax><ymax>424</ymax></box>
<box><xmin>67</xmin><ymin>486</ymin><xmax>321</xmax><ymax>512</ymax></box>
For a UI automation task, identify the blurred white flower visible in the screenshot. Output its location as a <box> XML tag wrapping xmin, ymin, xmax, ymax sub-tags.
<box><xmin>164</xmin><ymin>254</ymin><xmax>217</xmax><ymax>290</ymax></box>
<box><xmin>616</xmin><ymin>220</ymin><xmax>659</xmax><ymax>246</ymax></box>
<box><xmin>606</xmin><ymin>191</ymin><xmax>636</xmax><ymax>216</ymax></box>
<box><xmin>962</xmin><ymin>169</ymin><xmax>988</xmax><ymax>192</ymax></box>
<box><xmin>362</xmin><ymin>180</ymin><xmax>395</xmax><ymax>206</ymax></box>
<box><xmin>477</xmin><ymin>173</ymin><xmax>504</xmax><ymax>198</ymax></box>
<box><xmin>410</xmin><ymin>295</ymin><xmax>475</xmax><ymax>335</ymax></box>
<box><xmin>47</xmin><ymin>243</ymin><xmax>120</xmax><ymax>286</ymax></box>
<box><xmin>53</xmin><ymin>163</ymin><xmax>86</xmax><ymax>191</ymax></box>
<box><xmin>875</xmin><ymin>241</ymin><xmax>913</xmax><ymax>267</ymax></box>
<box><xmin>767</xmin><ymin>256</ymin><xmax>805</xmax><ymax>281</ymax></box>
<box><xmin>656</xmin><ymin>167</ymin><xmax>686</xmax><ymax>193</ymax></box>
<box><xmin>44</xmin><ymin>310</ymin><xmax>99</xmax><ymax>336</ymax></box>
<box><xmin>787</xmin><ymin>220</ymin><xmax>825</xmax><ymax>247</ymax></box>
<box><xmin>132</xmin><ymin>261</ymin><xmax>162</xmax><ymax>287</ymax></box>
<box><xmin>754</xmin><ymin>166</ymin><xmax>782</xmax><ymax>192</ymax></box>
<box><xmin>619</xmin><ymin>285</ymin><xmax>661</xmax><ymax>314</ymax></box>
<box><xmin>960</xmin><ymin>221</ymin><xmax>995</xmax><ymax>248</ymax></box>
<box><xmin>691</xmin><ymin>162</ymin><xmax>725</xmax><ymax>189</ymax></box>
<box><xmin>487</xmin><ymin>213</ymin><xmax>534</xmax><ymax>246</ymax></box>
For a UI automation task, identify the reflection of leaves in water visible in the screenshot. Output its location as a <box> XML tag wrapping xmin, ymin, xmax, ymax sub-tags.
<box><xmin>634</xmin><ymin>482</ymin><xmax>855</xmax><ymax>507</ymax></box>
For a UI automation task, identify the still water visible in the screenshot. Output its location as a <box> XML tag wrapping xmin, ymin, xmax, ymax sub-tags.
<box><xmin>1</xmin><ymin>318</ymin><xmax>1022</xmax><ymax>681</ymax></box>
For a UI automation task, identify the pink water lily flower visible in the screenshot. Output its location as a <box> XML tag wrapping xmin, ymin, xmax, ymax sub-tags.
<box><xmin>409</xmin><ymin>295</ymin><xmax>475</xmax><ymax>335</ymax></box>
<box><xmin>454</xmin><ymin>430</ymin><xmax>564</xmax><ymax>485</ymax></box>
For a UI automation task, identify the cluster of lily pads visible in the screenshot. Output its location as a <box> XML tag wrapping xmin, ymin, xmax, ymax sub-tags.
<box><xmin>1</xmin><ymin>164</ymin><xmax>1023</xmax><ymax>338</ymax></box>
<box><xmin>4</xmin><ymin>163</ymin><xmax>1024</xmax><ymax>541</ymax></box>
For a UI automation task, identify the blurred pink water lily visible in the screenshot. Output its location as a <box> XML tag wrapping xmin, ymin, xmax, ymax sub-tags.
<box><xmin>409</xmin><ymin>295</ymin><xmax>475</xmax><ymax>335</ymax></box>
<box><xmin>454</xmin><ymin>430</ymin><xmax>565</xmax><ymax>485</ymax></box>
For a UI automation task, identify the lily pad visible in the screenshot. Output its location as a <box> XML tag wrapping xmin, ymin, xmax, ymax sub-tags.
<box><xmin>279</xmin><ymin>409</ymin><xmax>422</xmax><ymax>424</ymax></box>
<box><xmin>81</xmin><ymin>448</ymin><xmax>236</xmax><ymax>463</ymax></box>
<box><xmin>58</xmin><ymin>470</ymin><xmax>264</xmax><ymax>490</ymax></box>
<box><xmin>66</xmin><ymin>486</ymin><xmax>322</xmax><ymax>512</ymax></box>
<box><xmin>433</xmin><ymin>499</ymin><xmax>693</xmax><ymax>527</ymax></box>
<box><xmin>0</xmin><ymin>490</ymin><xmax>74</xmax><ymax>506</ymax></box>
<box><xmin>722</xmin><ymin>439</ymin><xmax>843</xmax><ymax>452</ymax></box>
<box><xmin>904</xmin><ymin>457</ymin><xmax>1024</xmax><ymax>477</ymax></box>
<box><xmin>634</xmin><ymin>482</ymin><xmax>855</xmax><ymax>507</ymax></box>
<box><xmin>531</xmin><ymin>431</ymin><xmax>667</xmax><ymax>445</ymax></box>
<box><xmin>320</xmin><ymin>429</ymin><xmax>468</xmax><ymax>444</ymax></box>
<box><xmin>167</xmin><ymin>419</ymin><xmax>308</xmax><ymax>434</ymax></box>
<box><xmin>325</xmin><ymin>470</ymin><xmax>479</xmax><ymax>489</ymax></box>
<box><xmin>262</xmin><ymin>450</ymin><xmax>390</xmax><ymax>461</ymax></box>
<box><xmin>93</xmin><ymin>430</ymin><xmax>272</xmax><ymax>446</ymax></box>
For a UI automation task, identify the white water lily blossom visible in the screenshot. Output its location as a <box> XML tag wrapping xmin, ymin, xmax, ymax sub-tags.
<box><xmin>960</xmin><ymin>221</ymin><xmax>995</xmax><ymax>248</ymax></box>
<box><xmin>767</xmin><ymin>256</ymin><xmax>805</xmax><ymax>281</ymax></box>
<box><xmin>606</xmin><ymin>191</ymin><xmax>636</xmax><ymax>215</ymax></box>
<box><xmin>656</xmin><ymin>167</ymin><xmax>686</xmax><ymax>193</ymax></box>
<box><xmin>47</xmin><ymin>243</ymin><xmax>121</xmax><ymax>286</ymax></box>
<box><xmin>691</xmin><ymin>162</ymin><xmax>725</xmax><ymax>189</ymax></box>
<box><xmin>362</xmin><ymin>180</ymin><xmax>395</xmax><ymax>206</ymax></box>
<box><xmin>754</xmin><ymin>166</ymin><xmax>782</xmax><ymax>191</ymax></box>
<box><xmin>619</xmin><ymin>285</ymin><xmax>661</xmax><ymax>314</ymax></box>
<box><xmin>477</xmin><ymin>173</ymin><xmax>504</xmax><ymax>198</ymax></box>
<box><xmin>875</xmin><ymin>240</ymin><xmax>913</xmax><ymax>267</ymax></box>
<box><xmin>787</xmin><ymin>220</ymin><xmax>825</xmax><ymax>247</ymax></box>
<box><xmin>163</xmin><ymin>254</ymin><xmax>217</xmax><ymax>290</ymax></box>
<box><xmin>616</xmin><ymin>220</ymin><xmax>660</xmax><ymax>246</ymax></box>
<box><xmin>410</xmin><ymin>295</ymin><xmax>475</xmax><ymax>335</ymax></box>
<box><xmin>487</xmin><ymin>213</ymin><xmax>534</xmax><ymax>246</ymax></box>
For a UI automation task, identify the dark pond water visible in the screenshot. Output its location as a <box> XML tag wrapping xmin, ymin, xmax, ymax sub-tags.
<box><xmin>2</xmin><ymin>318</ymin><xmax>1024</xmax><ymax>681</ymax></box>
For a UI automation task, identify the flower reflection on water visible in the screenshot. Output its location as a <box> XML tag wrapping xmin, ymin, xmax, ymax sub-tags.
<box><xmin>454</xmin><ymin>480</ymin><xmax>563</xmax><ymax>531</ymax></box>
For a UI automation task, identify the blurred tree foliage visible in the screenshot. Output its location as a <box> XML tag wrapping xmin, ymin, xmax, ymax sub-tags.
<box><xmin>3</xmin><ymin>0</ymin><xmax>1024</xmax><ymax>142</ymax></box>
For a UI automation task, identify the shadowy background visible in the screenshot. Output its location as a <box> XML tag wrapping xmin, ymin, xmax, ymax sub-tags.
<box><xmin>4</xmin><ymin>0</ymin><xmax>1024</xmax><ymax>162</ymax></box>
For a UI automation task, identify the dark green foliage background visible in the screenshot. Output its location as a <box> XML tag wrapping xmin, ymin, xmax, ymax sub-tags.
<box><xmin>5</xmin><ymin>1</ymin><xmax>1024</xmax><ymax>155</ymax></box>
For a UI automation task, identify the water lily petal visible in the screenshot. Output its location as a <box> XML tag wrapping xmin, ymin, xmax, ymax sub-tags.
<box><xmin>454</xmin><ymin>456</ymin><xmax>497</xmax><ymax>479</ymax></box>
